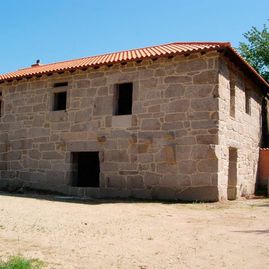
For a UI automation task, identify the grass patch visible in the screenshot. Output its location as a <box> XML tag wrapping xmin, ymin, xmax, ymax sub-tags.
<box><xmin>0</xmin><ymin>256</ymin><xmax>44</xmax><ymax>269</ymax></box>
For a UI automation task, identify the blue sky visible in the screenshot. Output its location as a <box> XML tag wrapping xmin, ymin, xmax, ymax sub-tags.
<box><xmin>0</xmin><ymin>0</ymin><xmax>268</xmax><ymax>73</ymax></box>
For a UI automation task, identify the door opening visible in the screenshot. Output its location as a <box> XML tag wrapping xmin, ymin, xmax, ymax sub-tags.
<box><xmin>72</xmin><ymin>152</ymin><xmax>100</xmax><ymax>187</ymax></box>
<box><xmin>227</xmin><ymin>147</ymin><xmax>237</xmax><ymax>200</ymax></box>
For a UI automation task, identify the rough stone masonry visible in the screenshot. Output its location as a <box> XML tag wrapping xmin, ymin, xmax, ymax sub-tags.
<box><xmin>0</xmin><ymin>44</ymin><xmax>266</xmax><ymax>201</ymax></box>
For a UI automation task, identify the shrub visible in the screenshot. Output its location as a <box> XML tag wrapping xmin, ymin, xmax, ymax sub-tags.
<box><xmin>0</xmin><ymin>256</ymin><xmax>44</xmax><ymax>269</ymax></box>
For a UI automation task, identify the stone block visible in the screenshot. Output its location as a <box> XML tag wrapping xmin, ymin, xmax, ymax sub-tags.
<box><xmin>144</xmin><ymin>172</ymin><xmax>161</xmax><ymax>187</ymax></box>
<box><xmin>67</xmin><ymin>141</ymin><xmax>101</xmax><ymax>152</ymax></box>
<box><xmin>193</xmin><ymin>70</ymin><xmax>218</xmax><ymax>84</ymax></box>
<box><xmin>29</xmin><ymin>149</ymin><xmax>42</xmax><ymax>160</ymax></box>
<box><xmin>93</xmin><ymin>96</ymin><xmax>113</xmax><ymax>115</ymax></box>
<box><xmin>168</xmin><ymin>99</ymin><xmax>190</xmax><ymax>112</ymax></box>
<box><xmin>178</xmin><ymin>159</ymin><xmax>197</xmax><ymax>174</ymax></box>
<box><xmin>105</xmin><ymin>150</ymin><xmax>129</xmax><ymax>162</ymax></box>
<box><xmin>28</xmin><ymin>127</ymin><xmax>50</xmax><ymax>138</ymax></box>
<box><xmin>196</xmin><ymin>134</ymin><xmax>218</xmax><ymax>144</ymax></box>
<box><xmin>91</xmin><ymin>77</ymin><xmax>107</xmax><ymax>87</ymax></box>
<box><xmin>191</xmin><ymin>98</ymin><xmax>217</xmax><ymax>112</ymax></box>
<box><xmin>191</xmin><ymin>173</ymin><xmax>212</xmax><ymax>186</ymax></box>
<box><xmin>185</xmin><ymin>85</ymin><xmax>213</xmax><ymax>98</ymax></box>
<box><xmin>106</xmin><ymin>175</ymin><xmax>126</xmax><ymax>189</ymax></box>
<box><xmin>111</xmin><ymin>115</ymin><xmax>132</xmax><ymax>128</ymax></box>
<box><xmin>156</xmin><ymin>145</ymin><xmax>176</xmax><ymax>164</ymax></box>
<box><xmin>165</xmin><ymin>84</ymin><xmax>185</xmax><ymax>98</ymax></box>
<box><xmin>141</xmin><ymin>119</ymin><xmax>160</xmax><ymax>130</ymax></box>
<box><xmin>7</xmin><ymin>179</ymin><xmax>24</xmax><ymax>192</ymax></box>
<box><xmin>42</xmin><ymin>151</ymin><xmax>64</xmax><ymax>160</ymax></box>
<box><xmin>11</xmin><ymin>139</ymin><xmax>33</xmax><ymax>150</ymax></box>
<box><xmin>40</xmin><ymin>143</ymin><xmax>55</xmax><ymax>151</ymax></box>
<box><xmin>156</xmin><ymin>163</ymin><xmax>177</xmax><ymax>174</ymax></box>
<box><xmin>176</xmin><ymin>145</ymin><xmax>192</xmax><ymax>160</ymax></box>
<box><xmin>191</xmin><ymin>145</ymin><xmax>217</xmax><ymax>160</ymax></box>
<box><xmin>165</xmin><ymin>113</ymin><xmax>186</xmax><ymax>122</ymax></box>
<box><xmin>126</xmin><ymin>175</ymin><xmax>144</xmax><ymax>189</ymax></box>
<box><xmin>191</xmin><ymin>120</ymin><xmax>217</xmax><ymax>130</ymax></box>
<box><xmin>197</xmin><ymin>159</ymin><xmax>218</xmax><ymax>172</ymax></box>
<box><xmin>164</xmin><ymin>76</ymin><xmax>191</xmax><ymax>84</ymax></box>
<box><xmin>151</xmin><ymin>186</ymin><xmax>177</xmax><ymax>200</ymax></box>
<box><xmin>177</xmin><ymin>186</ymin><xmax>219</xmax><ymax>201</ymax></box>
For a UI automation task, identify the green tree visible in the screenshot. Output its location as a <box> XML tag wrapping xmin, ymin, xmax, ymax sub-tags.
<box><xmin>239</xmin><ymin>21</ymin><xmax>269</xmax><ymax>81</ymax></box>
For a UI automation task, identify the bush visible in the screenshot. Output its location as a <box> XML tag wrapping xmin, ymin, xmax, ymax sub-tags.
<box><xmin>0</xmin><ymin>256</ymin><xmax>44</xmax><ymax>269</ymax></box>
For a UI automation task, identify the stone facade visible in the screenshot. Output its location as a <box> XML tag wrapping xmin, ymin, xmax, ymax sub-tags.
<box><xmin>0</xmin><ymin>51</ymin><xmax>264</xmax><ymax>201</ymax></box>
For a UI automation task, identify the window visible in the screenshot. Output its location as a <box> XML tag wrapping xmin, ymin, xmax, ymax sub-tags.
<box><xmin>53</xmin><ymin>82</ymin><xmax>68</xmax><ymax>111</ymax></box>
<box><xmin>0</xmin><ymin>91</ymin><xmax>2</xmax><ymax>117</ymax></box>
<box><xmin>53</xmin><ymin>91</ymin><xmax>67</xmax><ymax>111</ymax></box>
<box><xmin>114</xmin><ymin>83</ymin><xmax>133</xmax><ymax>115</ymax></box>
<box><xmin>245</xmin><ymin>88</ymin><xmax>251</xmax><ymax>115</ymax></box>
<box><xmin>54</xmin><ymin>82</ymin><xmax>68</xmax><ymax>88</ymax></box>
<box><xmin>229</xmin><ymin>75</ymin><xmax>235</xmax><ymax>118</ymax></box>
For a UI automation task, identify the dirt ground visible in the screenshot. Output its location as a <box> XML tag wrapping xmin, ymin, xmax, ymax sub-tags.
<box><xmin>0</xmin><ymin>194</ymin><xmax>268</xmax><ymax>269</ymax></box>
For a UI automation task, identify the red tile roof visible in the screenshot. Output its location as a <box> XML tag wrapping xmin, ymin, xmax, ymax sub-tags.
<box><xmin>0</xmin><ymin>42</ymin><xmax>268</xmax><ymax>91</ymax></box>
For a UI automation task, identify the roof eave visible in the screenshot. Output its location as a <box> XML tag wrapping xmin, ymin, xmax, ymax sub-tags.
<box><xmin>0</xmin><ymin>46</ymin><xmax>226</xmax><ymax>83</ymax></box>
<box><xmin>223</xmin><ymin>47</ymin><xmax>269</xmax><ymax>95</ymax></box>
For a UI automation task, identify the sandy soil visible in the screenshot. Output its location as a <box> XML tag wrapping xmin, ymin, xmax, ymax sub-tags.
<box><xmin>0</xmin><ymin>194</ymin><xmax>268</xmax><ymax>269</ymax></box>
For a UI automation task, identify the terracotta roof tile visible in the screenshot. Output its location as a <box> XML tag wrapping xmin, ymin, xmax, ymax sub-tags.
<box><xmin>0</xmin><ymin>41</ymin><xmax>268</xmax><ymax>92</ymax></box>
<box><xmin>0</xmin><ymin>42</ymin><xmax>227</xmax><ymax>82</ymax></box>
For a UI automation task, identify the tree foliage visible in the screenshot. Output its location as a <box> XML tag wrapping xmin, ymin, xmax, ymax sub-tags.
<box><xmin>239</xmin><ymin>21</ymin><xmax>269</xmax><ymax>81</ymax></box>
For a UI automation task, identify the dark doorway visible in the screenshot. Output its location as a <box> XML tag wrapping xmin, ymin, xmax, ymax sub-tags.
<box><xmin>227</xmin><ymin>148</ymin><xmax>237</xmax><ymax>200</ymax></box>
<box><xmin>72</xmin><ymin>152</ymin><xmax>100</xmax><ymax>187</ymax></box>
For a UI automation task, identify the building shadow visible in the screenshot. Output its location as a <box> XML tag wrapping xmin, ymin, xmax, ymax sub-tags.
<box><xmin>233</xmin><ymin>229</ymin><xmax>269</xmax><ymax>235</ymax></box>
<box><xmin>252</xmin><ymin>200</ymin><xmax>269</xmax><ymax>207</ymax></box>
<box><xmin>0</xmin><ymin>191</ymin><xmax>204</xmax><ymax>205</ymax></box>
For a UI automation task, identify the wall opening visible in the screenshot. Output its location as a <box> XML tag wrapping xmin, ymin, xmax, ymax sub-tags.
<box><xmin>229</xmin><ymin>76</ymin><xmax>235</xmax><ymax>118</ymax></box>
<box><xmin>53</xmin><ymin>91</ymin><xmax>67</xmax><ymax>111</ymax></box>
<box><xmin>54</xmin><ymin>82</ymin><xmax>68</xmax><ymax>87</ymax></box>
<box><xmin>114</xmin><ymin>82</ymin><xmax>133</xmax><ymax>115</ymax></box>
<box><xmin>227</xmin><ymin>147</ymin><xmax>237</xmax><ymax>200</ymax></box>
<box><xmin>0</xmin><ymin>91</ymin><xmax>2</xmax><ymax>117</ymax></box>
<box><xmin>72</xmin><ymin>152</ymin><xmax>100</xmax><ymax>187</ymax></box>
<box><xmin>245</xmin><ymin>88</ymin><xmax>251</xmax><ymax>115</ymax></box>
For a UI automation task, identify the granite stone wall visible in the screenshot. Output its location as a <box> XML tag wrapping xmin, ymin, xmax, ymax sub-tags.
<box><xmin>217</xmin><ymin>57</ymin><xmax>263</xmax><ymax>199</ymax></box>
<box><xmin>0</xmin><ymin>51</ymin><xmax>263</xmax><ymax>200</ymax></box>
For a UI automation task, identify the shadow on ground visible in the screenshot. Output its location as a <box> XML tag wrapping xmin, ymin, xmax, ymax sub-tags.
<box><xmin>233</xmin><ymin>229</ymin><xmax>269</xmax><ymax>235</ymax></box>
<box><xmin>0</xmin><ymin>191</ymin><xmax>204</xmax><ymax>206</ymax></box>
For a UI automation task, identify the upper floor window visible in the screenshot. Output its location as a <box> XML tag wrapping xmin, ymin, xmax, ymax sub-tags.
<box><xmin>53</xmin><ymin>92</ymin><xmax>67</xmax><ymax>111</ymax></box>
<box><xmin>245</xmin><ymin>88</ymin><xmax>251</xmax><ymax>115</ymax></box>
<box><xmin>53</xmin><ymin>82</ymin><xmax>68</xmax><ymax>111</ymax></box>
<box><xmin>0</xmin><ymin>91</ymin><xmax>2</xmax><ymax>117</ymax></box>
<box><xmin>229</xmin><ymin>75</ymin><xmax>235</xmax><ymax>118</ymax></box>
<box><xmin>54</xmin><ymin>82</ymin><xmax>68</xmax><ymax>88</ymax></box>
<box><xmin>114</xmin><ymin>83</ymin><xmax>133</xmax><ymax>115</ymax></box>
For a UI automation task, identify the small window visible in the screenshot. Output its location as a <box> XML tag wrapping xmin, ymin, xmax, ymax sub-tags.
<box><xmin>245</xmin><ymin>88</ymin><xmax>251</xmax><ymax>115</ymax></box>
<box><xmin>114</xmin><ymin>83</ymin><xmax>133</xmax><ymax>115</ymax></box>
<box><xmin>53</xmin><ymin>91</ymin><xmax>67</xmax><ymax>111</ymax></box>
<box><xmin>229</xmin><ymin>74</ymin><xmax>235</xmax><ymax>118</ymax></box>
<box><xmin>54</xmin><ymin>82</ymin><xmax>68</xmax><ymax>88</ymax></box>
<box><xmin>0</xmin><ymin>92</ymin><xmax>2</xmax><ymax>117</ymax></box>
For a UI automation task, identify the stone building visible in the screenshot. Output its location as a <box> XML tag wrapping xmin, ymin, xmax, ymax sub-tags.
<box><xmin>0</xmin><ymin>42</ymin><xmax>268</xmax><ymax>201</ymax></box>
